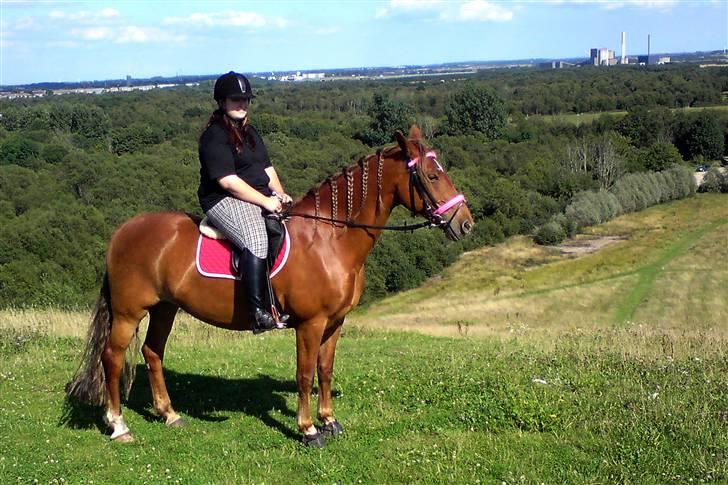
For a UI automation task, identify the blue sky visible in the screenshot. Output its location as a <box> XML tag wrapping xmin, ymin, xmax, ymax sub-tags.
<box><xmin>1</xmin><ymin>0</ymin><xmax>726</xmax><ymax>86</ymax></box>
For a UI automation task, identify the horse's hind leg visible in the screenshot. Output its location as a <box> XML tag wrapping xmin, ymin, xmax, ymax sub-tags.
<box><xmin>102</xmin><ymin>309</ymin><xmax>146</xmax><ymax>442</ymax></box>
<box><xmin>141</xmin><ymin>302</ymin><xmax>183</xmax><ymax>426</ymax></box>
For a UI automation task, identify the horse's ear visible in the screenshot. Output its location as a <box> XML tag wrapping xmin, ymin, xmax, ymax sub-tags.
<box><xmin>395</xmin><ymin>131</ymin><xmax>414</xmax><ymax>158</ymax></box>
<box><xmin>409</xmin><ymin>124</ymin><xmax>423</xmax><ymax>141</ymax></box>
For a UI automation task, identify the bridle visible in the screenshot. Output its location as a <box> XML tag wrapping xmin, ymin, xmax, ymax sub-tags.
<box><xmin>273</xmin><ymin>148</ymin><xmax>467</xmax><ymax>234</ymax></box>
<box><xmin>406</xmin><ymin>148</ymin><xmax>467</xmax><ymax>238</ymax></box>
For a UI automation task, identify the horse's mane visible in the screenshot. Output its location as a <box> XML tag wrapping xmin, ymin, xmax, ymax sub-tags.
<box><xmin>297</xmin><ymin>144</ymin><xmax>404</xmax><ymax>222</ymax></box>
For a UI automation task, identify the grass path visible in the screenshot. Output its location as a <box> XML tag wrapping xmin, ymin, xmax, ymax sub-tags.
<box><xmin>614</xmin><ymin>217</ymin><xmax>728</xmax><ymax>324</ymax></box>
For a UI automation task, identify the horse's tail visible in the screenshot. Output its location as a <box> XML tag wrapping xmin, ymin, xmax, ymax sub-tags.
<box><xmin>65</xmin><ymin>273</ymin><xmax>113</xmax><ymax>406</ymax></box>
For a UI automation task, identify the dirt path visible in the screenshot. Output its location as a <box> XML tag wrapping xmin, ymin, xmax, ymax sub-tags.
<box><xmin>552</xmin><ymin>235</ymin><xmax>628</xmax><ymax>256</ymax></box>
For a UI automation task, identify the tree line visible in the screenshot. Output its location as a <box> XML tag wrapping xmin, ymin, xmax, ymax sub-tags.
<box><xmin>1</xmin><ymin>65</ymin><xmax>727</xmax><ymax>308</ymax></box>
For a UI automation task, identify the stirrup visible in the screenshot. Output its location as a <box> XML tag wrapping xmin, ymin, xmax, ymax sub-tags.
<box><xmin>252</xmin><ymin>308</ymin><xmax>278</xmax><ymax>335</ymax></box>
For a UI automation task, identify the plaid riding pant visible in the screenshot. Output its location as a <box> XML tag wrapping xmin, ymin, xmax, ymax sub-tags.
<box><xmin>205</xmin><ymin>197</ymin><xmax>268</xmax><ymax>259</ymax></box>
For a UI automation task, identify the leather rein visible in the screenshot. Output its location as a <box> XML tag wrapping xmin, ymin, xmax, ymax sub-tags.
<box><xmin>270</xmin><ymin>149</ymin><xmax>466</xmax><ymax>233</ymax></box>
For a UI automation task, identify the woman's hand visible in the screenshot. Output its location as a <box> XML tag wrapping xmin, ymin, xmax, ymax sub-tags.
<box><xmin>261</xmin><ymin>195</ymin><xmax>282</xmax><ymax>213</ymax></box>
<box><xmin>274</xmin><ymin>192</ymin><xmax>293</xmax><ymax>204</ymax></box>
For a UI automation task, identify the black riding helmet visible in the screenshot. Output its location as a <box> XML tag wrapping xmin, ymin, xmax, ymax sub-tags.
<box><xmin>213</xmin><ymin>71</ymin><xmax>255</xmax><ymax>101</ymax></box>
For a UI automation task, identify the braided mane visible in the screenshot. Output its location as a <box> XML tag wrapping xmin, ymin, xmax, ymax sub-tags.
<box><xmin>299</xmin><ymin>145</ymin><xmax>401</xmax><ymax>226</ymax></box>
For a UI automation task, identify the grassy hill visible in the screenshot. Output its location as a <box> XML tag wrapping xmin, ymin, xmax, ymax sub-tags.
<box><xmin>351</xmin><ymin>193</ymin><xmax>728</xmax><ymax>351</ymax></box>
<box><xmin>1</xmin><ymin>194</ymin><xmax>726</xmax><ymax>483</ymax></box>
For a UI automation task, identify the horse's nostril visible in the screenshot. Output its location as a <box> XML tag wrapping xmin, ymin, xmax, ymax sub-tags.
<box><xmin>461</xmin><ymin>221</ymin><xmax>472</xmax><ymax>234</ymax></box>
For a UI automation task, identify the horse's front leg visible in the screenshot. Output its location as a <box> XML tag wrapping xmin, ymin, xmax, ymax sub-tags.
<box><xmin>317</xmin><ymin>320</ymin><xmax>344</xmax><ymax>437</ymax></box>
<box><xmin>295</xmin><ymin>319</ymin><xmax>327</xmax><ymax>448</ymax></box>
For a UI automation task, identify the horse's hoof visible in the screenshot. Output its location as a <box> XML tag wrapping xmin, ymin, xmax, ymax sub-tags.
<box><xmin>320</xmin><ymin>420</ymin><xmax>344</xmax><ymax>437</ymax></box>
<box><xmin>167</xmin><ymin>417</ymin><xmax>185</xmax><ymax>428</ymax></box>
<box><xmin>112</xmin><ymin>432</ymin><xmax>134</xmax><ymax>443</ymax></box>
<box><xmin>302</xmin><ymin>432</ymin><xmax>326</xmax><ymax>448</ymax></box>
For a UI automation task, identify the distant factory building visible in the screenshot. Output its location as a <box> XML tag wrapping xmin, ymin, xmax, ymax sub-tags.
<box><xmin>637</xmin><ymin>55</ymin><xmax>671</xmax><ymax>65</ymax></box>
<box><xmin>590</xmin><ymin>48</ymin><xmax>618</xmax><ymax>66</ymax></box>
<box><xmin>538</xmin><ymin>61</ymin><xmax>576</xmax><ymax>69</ymax></box>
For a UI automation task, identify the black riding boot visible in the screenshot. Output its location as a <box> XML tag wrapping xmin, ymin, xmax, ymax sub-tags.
<box><xmin>240</xmin><ymin>249</ymin><xmax>279</xmax><ymax>334</ymax></box>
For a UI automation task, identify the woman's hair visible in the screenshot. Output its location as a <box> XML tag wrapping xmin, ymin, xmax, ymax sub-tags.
<box><xmin>199</xmin><ymin>108</ymin><xmax>256</xmax><ymax>154</ymax></box>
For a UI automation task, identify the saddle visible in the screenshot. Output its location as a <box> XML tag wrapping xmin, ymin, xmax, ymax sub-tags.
<box><xmin>199</xmin><ymin>216</ymin><xmax>286</xmax><ymax>270</ymax></box>
<box><xmin>196</xmin><ymin>216</ymin><xmax>289</xmax><ymax>280</ymax></box>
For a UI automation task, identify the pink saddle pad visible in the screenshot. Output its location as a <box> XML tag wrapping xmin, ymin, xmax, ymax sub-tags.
<box><xmin>195</xmin><ymin>229</ymin><xmax>290</xmax><ymax>280</ymax></box>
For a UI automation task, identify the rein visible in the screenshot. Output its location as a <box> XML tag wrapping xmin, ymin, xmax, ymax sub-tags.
<box><xmin>269</xmin><ymin>211</ymin><xmax>438</xmax><ymax>232</ymax></box>
<box><xmin>270</xmin><ymin>148</ymin><xmax>466</xmax><ymax>233</ymax></box>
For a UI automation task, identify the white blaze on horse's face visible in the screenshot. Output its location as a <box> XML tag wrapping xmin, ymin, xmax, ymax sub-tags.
<box><xmin>418</xmin><ymin>150</ymin><xmax>474</xmax><ymax>240</ymax></box>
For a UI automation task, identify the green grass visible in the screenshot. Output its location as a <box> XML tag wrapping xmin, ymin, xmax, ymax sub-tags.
<box><xmin>531</xmin><ymin>104</ymin><xmax>728</xmax><ymax>125</ymax></box>
<box><xmin>1</xmin><ymin>325</ymin><xmax>726</xmax><ymax>483</ymax></box>
<box><xmin>614</xmin><ymin>217</ymin><xmax>727</xmax><ymax>324</ymax></box>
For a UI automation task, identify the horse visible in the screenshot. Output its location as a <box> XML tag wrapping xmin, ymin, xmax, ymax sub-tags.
<box><xmin>66</xmin><ymin>125</ymin><xmax>474</xmax><ymax>448</ymax></box>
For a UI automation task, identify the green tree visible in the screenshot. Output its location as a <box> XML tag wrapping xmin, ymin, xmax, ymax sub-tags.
<box><xmin>356</xmin><ymin>92</ymin><xmax>414</xmax><ymax>146</ymax></box>
<box><xmin>0</xmin><ymin>136</ymin><xmax>40</xmax><ymax>167</ymax></box>
<box><xmin>675</xmin><ymin>112</ymin><xmax>725</xmax><ymax>161</ymax></box>
<box><xmin>444</xmin><ymin>84</ymin><xmax>506</xmax><ymax>138</ymax></box>
<box><xmin>641</xmin><ymin>142</ymin><xmax>683</xmax><ymax>171</ymax></box>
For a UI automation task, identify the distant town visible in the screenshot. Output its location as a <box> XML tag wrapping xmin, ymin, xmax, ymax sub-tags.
<box><xmin>1</xmin><ymin>42</ymin><xmax>725</xmax><ymax>100</ymax></box>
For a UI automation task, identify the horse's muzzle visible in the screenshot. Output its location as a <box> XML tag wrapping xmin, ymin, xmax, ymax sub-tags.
<box><xmin>461</xmin><ymin>220</ymin><xmax>473</xmax><ymax>235</ymax></box>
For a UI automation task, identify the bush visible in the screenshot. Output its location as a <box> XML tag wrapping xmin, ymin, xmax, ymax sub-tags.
<box><xmin>564</xmin><ymin>190</ymin><xmax>622</xmax><ymax>230</ymax></box>
<box><xmin>551</xmin><ymin>213</ymin><xmax>578</xmax><ymax>238</ymax></box>
<box><xmin>534</xmin><ymin>221</ymin><xmax>566</xmax><ymax>245</ymax></box>
<box><xmin>699</xmin><ymin>167</ymin><xmax>728</xmax><ymax>193</ymax></box>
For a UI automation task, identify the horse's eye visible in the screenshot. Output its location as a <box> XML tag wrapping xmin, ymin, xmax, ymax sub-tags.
<box><xmin>427</xmin><ymin>173</ymin><xmax>439</xmax><ymax>181</ymax></box>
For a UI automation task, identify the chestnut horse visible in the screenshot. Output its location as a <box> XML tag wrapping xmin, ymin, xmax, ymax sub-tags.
<box><xmin>66</xmin><ymin>126</ymin><xmax>473</xmax><ymax>447</ymax></box>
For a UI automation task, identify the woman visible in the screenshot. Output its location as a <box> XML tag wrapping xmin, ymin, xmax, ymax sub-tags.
<box><xmin>198</xmin><ymin>71</ymin><xmax>292</xmax><ymax>333</ymax></box>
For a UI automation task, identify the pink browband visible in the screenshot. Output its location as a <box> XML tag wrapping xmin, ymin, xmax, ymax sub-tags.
<box><xmin>409</xmin><ymin>151</ymin><xmax>466</xmax><ymax>215</ymax></box>
<box><xmin>407</xmin><ymin>150</ymin><xmax>438</xmax><ymax>168</ymax></box>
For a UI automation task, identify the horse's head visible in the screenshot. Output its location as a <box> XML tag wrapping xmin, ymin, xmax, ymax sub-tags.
<box><xmin>394</xmin><ymin>126</ymin><xmax>474</xmax><ymax>241</ymax></box>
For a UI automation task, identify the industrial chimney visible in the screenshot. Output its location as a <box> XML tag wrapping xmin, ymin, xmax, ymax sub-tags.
<box><xmin>621</xmin><ymin>32</ymin><xmax>626</xmax><ymax>64</ymax></box>
<box><xmin>648</xmin><ymin>34</ymin><xmax>651</xmax><ymax>58</ymax></box>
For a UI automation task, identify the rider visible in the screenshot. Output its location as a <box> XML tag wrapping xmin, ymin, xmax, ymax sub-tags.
<box><xmin>198</xmin><ymin>71</ymin><xmax>292</xmax><ymax>334</ymax></box>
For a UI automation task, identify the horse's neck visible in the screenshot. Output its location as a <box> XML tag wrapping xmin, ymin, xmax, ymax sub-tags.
<box><xmin>291</xmin><ymin>153</ymin><xmax>401</xmax><ymax>265</ymax></box>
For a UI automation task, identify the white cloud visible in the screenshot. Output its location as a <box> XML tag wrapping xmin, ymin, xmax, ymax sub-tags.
<box><xmin>459</xmin><ymin>1</ymin><xmax>514</xmax><ymax>21</ymax></box>
<box><xmin>70</xmin><ymin>26</ymin><xmax>186</xmax><ymax>44</ymax></box>
<box><xmin>602</xmin><ymin>0</ymin><xmax>678</xmax><ymax>10</ymax></box>
<box><xmin>376</xmin><ymin>0</ymin><xmax>446</xmax><ymax>19</ymax></box>
<box><xmin>537</xmin><ymin>0</ymin><xmax>678</xmax><ymax>9</ymax></box>
<box><xmin>49</xmin><ymin>8</ymin><xmax>121</xmax><ymax>23</ymax></box>
<box><xmin>163</xmin><ymin>11</ymin><xmax>288</xmax><ymax>29</ymax></box>
<box><xmin>376</xmin><ymin>0</ymin><xmax>514</xmax><ymax>22</ymax></box>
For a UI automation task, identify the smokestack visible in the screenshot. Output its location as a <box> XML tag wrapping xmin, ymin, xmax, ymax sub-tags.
<box><xmin>621</xmin><ymin>32</ymin><xmax>626</xmax><ymax>64</ymax></box>
<box><xmin>648</xmin><ymin>34</ymin><xmax>651</xmax><ymax>57</ymax></box>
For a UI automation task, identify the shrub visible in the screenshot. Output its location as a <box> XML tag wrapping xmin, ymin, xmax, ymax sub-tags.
<box><xmin>564</xmin><ymin>190</ymin><xmax>622</xmax><ymax>229</ymax></box>
<box><xmin>534</xmin><ymin>221</ymin><xmax>566</xmax><ymax>245</ymax></box>
<box><xmin>699</xmin><ymin>167</ymin><xmax>726</xmax><ymax>193</ymax></box>
<box><xmin>551</xmin><ymin>213</ymin><xmax>578</xmax><ymax>238</ymax></box>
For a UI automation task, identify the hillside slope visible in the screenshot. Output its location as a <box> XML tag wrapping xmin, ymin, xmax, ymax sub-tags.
<box><xmin>351</xmin><ymin>193</ymin><xmax>728</xmax><ymax>341</ymax></box>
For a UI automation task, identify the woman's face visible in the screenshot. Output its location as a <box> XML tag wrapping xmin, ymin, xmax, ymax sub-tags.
<box><xmin>223</xmin><ymin>97</ymin><xmax>250</xmax><ymax>120</ymax></box>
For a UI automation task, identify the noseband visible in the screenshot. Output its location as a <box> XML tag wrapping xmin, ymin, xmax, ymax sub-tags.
<box><xmin>407</xmin><ymin>150</ymin><xmax>467</xmax><ymax>232</ymax></box>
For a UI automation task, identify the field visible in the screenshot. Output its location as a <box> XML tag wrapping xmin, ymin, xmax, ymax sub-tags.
<box><xmin>1</xmin><ymin>194</ymin><xmax>727</xmax><ymax>483</ymax></box>
<box><xmin>533</xmin><ymin>104</ymin><xmax>728</xmax><ymax>126</ymax></box>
